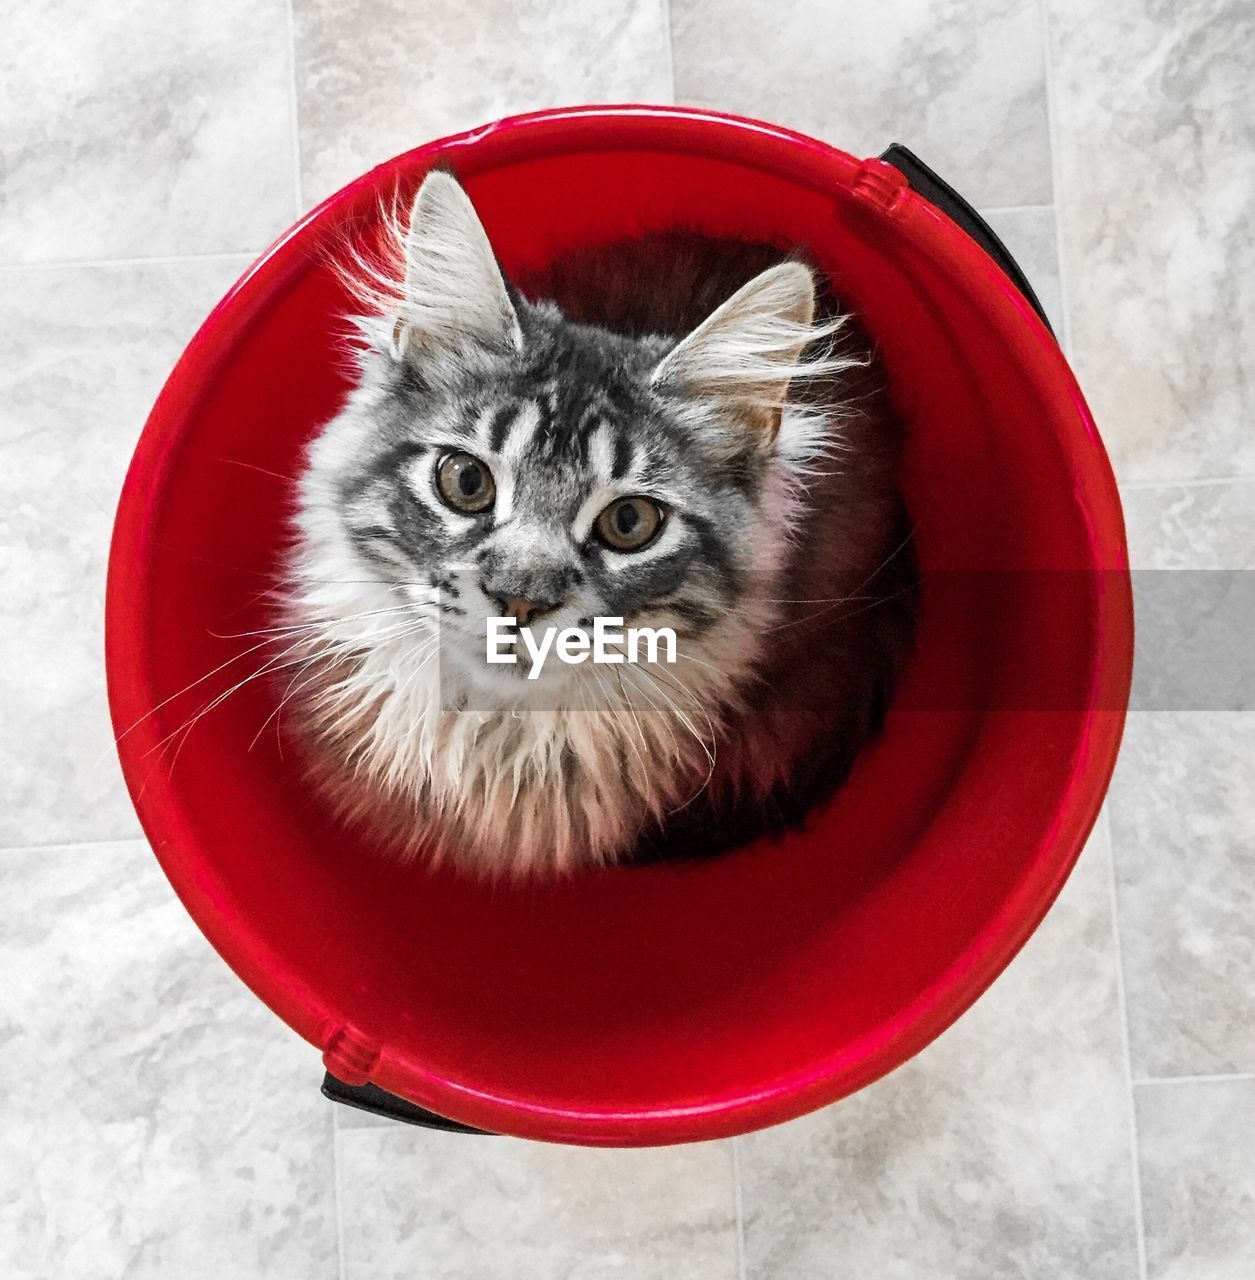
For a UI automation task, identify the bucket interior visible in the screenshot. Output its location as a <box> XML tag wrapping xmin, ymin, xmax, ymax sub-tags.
<box><xmin>110</xmin><ymin>117</ymin><xmax>1126</xmax><ymax>1140</ymax></box>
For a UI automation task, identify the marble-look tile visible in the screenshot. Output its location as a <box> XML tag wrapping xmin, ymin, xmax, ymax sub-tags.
<box><xmin>1121</xmin><ymin>479</ymin><xmax>1255</xmax><ymax>572</ymax></box>
<box><xmin>738</xmin><ymin>823</ymin><xmax>1140</xmax><ymax>1280</ymax></box>
<box><xmin>1107</xmin><ymin>481</ymin><xmax>1255</xmax><ymax>1077</ymax></box>
<box><xmin>1109</xmin><ymin>711</ymin><xmax>1255</xmax><ymax>1078</ymax></box>
<box><xmin>293</xmin><ymin>0</ymin><xmax>673</xmax><ymax>205</ymax></box>
<box><xmin>0</xmin><ymin>258</ymin><xmax>248</xmax><ymax>848</ymax></box>
<box><xmin>1049</xmin><ymin>0</ymin><xmax>1255</xmax><ymax>483</ymax></box>
<box><xmin>0</xmin><ymin>841</ymin><xmax>337</xmax><ymax>1279</ymax></box>
<box><xmin>0</xmin><ymin>0</ymin><xmax>296</xmax><ymax>263</ymax></box>
<box><xmin>1123</xmin><ymin>480</ymin><xmax>1255</xmax><ymax>714</ymax></box>
<box><xmin>336</xmin><ymin>1123</ymin><xmax>738</xmax><ymax>1278</ymax></box>
<box><xmin>983</xmin><ymin>206</ymin><xmax>1065</xmax><ymax>337</ymax></box>
<box><xmin>670</xmin><ymin>0</ymin><xmax>1051</xmax><ymax>209</ymax></box>
<box><xmin>1136</xmin><ymin>1078</ymin><xmax>1255</xmax><ymax>1280</ymax></box>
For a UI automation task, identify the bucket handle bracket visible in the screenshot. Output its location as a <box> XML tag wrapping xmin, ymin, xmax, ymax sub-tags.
<box><xmin>879</xmin><ymin>143</ymin><xmax>1056</xmax><ymax>338</ymax></box>
<box><xmin>322</xmin><ymin>1072</ymin><xmax>490</xmax><ymax>1135</ymax></box>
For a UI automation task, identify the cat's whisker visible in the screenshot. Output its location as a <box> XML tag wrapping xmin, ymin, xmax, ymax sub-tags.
<box><xmin>381</xmin><ymin>634</ymin><xmax>443</xmax><ymax>708</ymax></box>
<box><xmin>658</xmin><ymin>673</ymin><xmax>721</xmax><ymax>763</ymax></box>
<box><xmin>116</xmin><ymin>633</ymin><xmax>292</xmax><ymax>745</ymax></box>
<box><xmin>760</xmin><ymin>598</ymin><xmax>855</xmax><ymax>633</ymax></box>
<box><xmin>667</xmin><ymin>757</ymin><xmax>718</xmax><ymax>817</ymax></box>
<box><xmin>127</xmin><ymin>603</ymin><xmax>431</xmax><ymax>748</ymax></box>
<box><xmin>254</xmin><ymin>622</ymin><xmax>441</xmax><ymax>753</ymax></box>
<box><xmin>313</xmin><ymin>627</ymin><xmax>440</xmax><ymax>716</ymax></box>
<box><xmin>250</xmin><ymin>657</ymin><xmax>331</xmax><ymax>753</ymax></box>
<box><xmin>644</xmin><ymin>665</ymin><xmax>722</xmax><ymax>819</ymax></box>
<box><xmin>590</xmin><ymin>667</ymin><xmax>648</xmax><ymax>774</ymax></box>
<box><xmin>310</xmin><ymin>628</ymin><xmax>442</xmax><ymax>741</ymax></box>
<box><xmin>637</xmin><ymin>666</ymin><xmax>720</xmax><ymax>814</ymax></box>
<box><xmin>757</xmin><ymin>593</ymin><xmax>882</xmax><ymax>605</ymax></box>
<box><xmin>763</xmin><ymin>584</ymin><xmax>915</xmax><ymax>635</ymax></box>
<box><xmin>760</xmin><ymin>527</ymin><xmax>917</xmax><ymax>634</ymax></box>
<box><xmin>213</xmin><ymin>457</ymin><xmax>292</xmax><ymax>483</ymax></box>
<box><xmin>672</xmin><ymin>649</ymin><xmax>729</xmax><ymax>684</ymax></box>
<box><xmin>642</xmin><ymin>661</ymin><xmax>716</xmax><ymax>722</ymax></box>
<box><xmin>611</xmin><ymin>669</ymin><xmax>652</xmax><ymax>762</ymax></box>
<box><xmin>153</xmin><ymin>616</ymin><xmax>433</xmax><ymax>770</ymax></box>
<box><xmin>629</xmin><ymin>665</ymin><xmax>716</xmax><ymax>770</ymax></box>
<box><xmin>211</xmin><ymin>601</ymin><xmax>420</xmax><ymax>641</ymax></box>
<box><xmin>617</xmin><ymin>665</ymin><xmax>684</xmax><ymax>763</ymax></box>
<box><xmin>159</xmin><ymin>647</ymin><xmax>322</xmax><ymax>776</ymax></box>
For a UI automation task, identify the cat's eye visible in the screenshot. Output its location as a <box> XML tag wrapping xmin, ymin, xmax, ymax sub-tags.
<box><xmin>595</xmin><ymin>496</ymin><xmax>666</xmax><ymax>552</ymax></box>
<box><xmin>436</xmin><ymin>452</ymin><xmax>495</xmax><ymax>513</ymax></box>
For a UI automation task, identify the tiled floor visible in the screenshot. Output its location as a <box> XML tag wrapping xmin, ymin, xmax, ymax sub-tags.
<box><xmin>1</xmin><ymin>1</ymin><xmax>1250</xmax><ymax>1277</ymax></box>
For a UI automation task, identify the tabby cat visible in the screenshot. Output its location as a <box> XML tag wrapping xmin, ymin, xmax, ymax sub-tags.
<box><xmin>285</xmin><ymin>170</ymin><xmax>915</xmax><ymax>876</ymax></box>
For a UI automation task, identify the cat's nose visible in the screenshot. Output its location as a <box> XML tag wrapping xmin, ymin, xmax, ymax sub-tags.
<box><xmin>496</xmin><ymin>595</ymin><xmax>563</xmax><ymax>627</ymax></box>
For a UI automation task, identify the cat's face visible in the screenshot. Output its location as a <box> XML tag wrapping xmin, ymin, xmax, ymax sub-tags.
<box><xmin>340</xmin><ymin>313</ymin><xmax>781</xmax><ymax>698</ymax></box>
<box><xmin>310</xmin><ymin>171</ymin><xmax>831</xmax><ymax>705</ymax></box>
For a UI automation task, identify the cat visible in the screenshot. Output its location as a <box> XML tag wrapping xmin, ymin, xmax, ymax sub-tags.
<box><xmin>284</xmin><ymin>169</ymin><xmax>915</xmax><ymax>877</ymax></box>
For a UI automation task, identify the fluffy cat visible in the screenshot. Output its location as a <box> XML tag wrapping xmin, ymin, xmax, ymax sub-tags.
<box><xmin>285</xmin><ymin>170</ymin><xmax>915</xmax><ymax>877</ymax></box>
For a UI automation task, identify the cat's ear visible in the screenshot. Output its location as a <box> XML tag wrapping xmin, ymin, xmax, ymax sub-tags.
<box><xmin>392</xmin><ymin>170</ymin><xmax>522</xmax><ymax>362</ymax></box>
<box><xmin>650</xmin><ymin>262</ymin><xmax>818</xmax><ymax>442</ymax></box>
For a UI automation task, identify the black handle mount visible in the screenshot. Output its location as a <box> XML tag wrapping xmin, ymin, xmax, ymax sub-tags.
<box><xmin>879</xmin><ymin>143</ymin><xmax>1055</xmax><ymax>336</ymax></box>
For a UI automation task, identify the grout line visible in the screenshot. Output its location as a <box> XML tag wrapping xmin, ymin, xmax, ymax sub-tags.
<box><xmin>661</xmin><ymin>0</ymin><xmax>677</xmax><ymax>104</ymax></box>
<box><xmin>1118</xmin><ymin>472</ymin><xmax>1255</xmax><ymax>492</ymax></box>
<box><xmin>1047</xmin><ymin>206</ymin><xmax>1072</xmax><ymax>358</ymax></box>
<box><xmin>0</xmin><ymin>834</ymin><xmax>149</xmax><ymax>856</ymax></box>
<box><xmin>332</xmin><ymin>1107</ymin><xmax>348</xmax><ymax>1280</ymax></box>
<box><xmin>284</xmin><ymin>0</ymin><xmax>304</xmax><ymax>213</ymax></box>
<box><xmin>1037</xmin><ymin>0</ymin><xmax>1073</xmax><ymax>358</ymax></box>
<box><xmin>1135</xmin><ymin>1072</ymin><xmax>1255</xmax><ymax>1088</ymax></box>
<box><xmin>0</xmin><ymin>250</ymin><xmax>258</xmax><ymax>272</ymax></box>
<box><xmin>978</xmin><ymin>203</ymin><xmax>1057</xmax><ymax>218</ymax></box>
<box><xmin>1100</xmin><ymin>807</ymin><xmax>1150</xmax><ymax>1280</ymax></box>
<box><xmin>728</xmin><ymin>1137</ymin><xmax>748</xmax><ymax>1280</ymax></box>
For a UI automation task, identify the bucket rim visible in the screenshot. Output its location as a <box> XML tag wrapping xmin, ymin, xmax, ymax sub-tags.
<box><xmin>106</xmin><ymin>103</ymin><xmax>1133</xmax><ymax>1144</ymax></box>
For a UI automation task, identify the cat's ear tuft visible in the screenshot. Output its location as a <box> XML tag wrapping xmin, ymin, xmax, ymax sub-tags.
<box><xmin>393</xmin><ymin>170</ymin><xmax>522</xmax><ymax>362</ymax></box>
<box><xmin>650</xmin><ymin>261</ymin><xmax>819</xmax><ymax>442</ymax></box>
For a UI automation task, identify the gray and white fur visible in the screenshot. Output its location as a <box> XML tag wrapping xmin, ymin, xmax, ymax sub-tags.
<box><xmin>285</xmin><ymin>170</ymin><xmax>915</xmax><ymax>877</ymax></box>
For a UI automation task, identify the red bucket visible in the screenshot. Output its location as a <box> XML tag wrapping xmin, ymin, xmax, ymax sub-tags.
<box><xmin>106</xmin><ymin>106</ymin><xmax>1132</xmax><ymax>1145</ymax></box>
